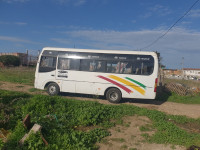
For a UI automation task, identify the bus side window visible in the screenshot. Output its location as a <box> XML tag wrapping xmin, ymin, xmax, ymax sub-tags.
<box><xmin>39</xmin><ymin>56</ymin><xmax>56</xmax><ymax>72</ymax></box>
<box><xmin>89</xmin><ymin>61</ymin><xmax>96</xmax><ymax>72</ymax></box>
<box><xmin>70</xmin><ymin>59</ymin><xmax>80</xmax><ymax>70</ymax></box>
<box><xmin>80</xmin><ymin>59</ymin><xmax>90</xmax><ymax>71</ymax></box>
<box><xmin>120</xmin><ymin>62</ymin><xmax>132</xmax><ymax>74</ymax></box>
<box><xmin>142</xmin><ymin>61</ymin><xmax>154</xmax><ymax>75</ymax></box>
<box><xmin>58</xmin><ymin>58</ymin><xmax>70</xmax><ymax>70</ymax></box>
<box><xmin>106</xmin><ymin>61</ymin><xmax>119</xmax><ymax>73</ymax></box>
<box><xmin>132</xmin><ymin>60</ymin><xmax>154</xmax><ymax>75</ymax></box>
<box><xmin>96</xmin><ymin>61</ymin><xmax>106</xmax><ymax>72</ymax></box>
<box><xmin>132</xmin><ymin>61</ymin><xmax>141</xmax><ymax>75</ymax></box>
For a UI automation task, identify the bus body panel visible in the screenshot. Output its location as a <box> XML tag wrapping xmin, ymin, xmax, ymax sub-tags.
<box><xmin>56</xmin><ymin>69</ymin><xmax>76</xmax><ymax>93</ymax></box>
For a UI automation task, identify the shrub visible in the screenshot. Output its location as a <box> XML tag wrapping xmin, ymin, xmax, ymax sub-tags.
<box><xmin>0</xmin><ymin>55</ymin><xmax>20</xmax><ymax>66</ymax></box>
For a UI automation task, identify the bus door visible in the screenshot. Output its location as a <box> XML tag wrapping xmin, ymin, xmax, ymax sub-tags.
<box><xmin>56</xmin><ymin>58</ymin><xmax>78</xmax><ymax>93</ymax></box>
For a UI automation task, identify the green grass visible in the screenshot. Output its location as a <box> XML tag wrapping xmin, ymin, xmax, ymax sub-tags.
<box><xmin>0</xmin><ymin>67</ymin><xmax>35</xmax><ymax>85</ymax></box>
<box><xmin>28</xmin><ymin>88</ymin><xmax>40</xmax><ymax>92</ymax></box>
<box><xmin>139</xmin><ymin>124</ymin><xmax>154</xmax><ymax>132</ymax></box>
<box><xmin>1</xmin><ymin>89</ymin><xmax>200</xmax><ymax>149</ymax></box>
<box><xmin>156</xmin><ymin>91</ymin><xmax>200</xmax><ymax>104</ymax></box>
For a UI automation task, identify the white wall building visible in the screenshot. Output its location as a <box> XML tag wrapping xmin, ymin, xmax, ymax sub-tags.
<box><xmin>183</xmin><ymin>68</ymin><xmax>200</xmax><ymax>79</ymax></box>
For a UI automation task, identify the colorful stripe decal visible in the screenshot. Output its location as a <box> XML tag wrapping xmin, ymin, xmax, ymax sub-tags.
<box><xmin>108</xmin><ymin>75</ymin><xmax>145</xmax><ymax>95</ymax></box>
<box><xmin>97</xmin><ymin>75</ymin><xmax>132</xmax><ymax>94</ymax></box>
<box><xmin>125</xmin><ymin>77</ymin><xmax>146</xmax><ymax>89</ymax></box>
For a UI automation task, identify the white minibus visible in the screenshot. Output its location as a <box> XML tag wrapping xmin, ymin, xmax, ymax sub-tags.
<box><xmin>35</xmin><ymin>47</ymin><xmax>158</xmax><ymax>103</ymax></box>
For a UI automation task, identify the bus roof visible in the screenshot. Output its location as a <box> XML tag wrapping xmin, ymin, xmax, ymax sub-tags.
<box><xmin>42</xmin><ymin>47</ymin><xmax>158</xmax><ymax>56</ymax></box>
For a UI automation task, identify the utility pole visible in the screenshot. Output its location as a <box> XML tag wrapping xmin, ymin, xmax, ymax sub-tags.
<box><xmin>181</xmin><ymin>57</ymin><xmax>184</xmax><ymax>79</ymax></box>
<box><xmin>26</xmin><ymin>49</ymin><xmax>29</xmax><ymax>67</ymax></box>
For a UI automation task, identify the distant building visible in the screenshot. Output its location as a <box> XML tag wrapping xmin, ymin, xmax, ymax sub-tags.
<box><xmin>163</xmin><ymin>69</ymin><xmax>182</xmax><ymax>77</ymax></box>
<box><xmin>163</xmin><ymin>68</ymin><xmax>200</xmax><ymax>80</ymax></box>
<box><xmin>183</xmin><ymin>68</ymin><xmax>200</xmax><ymax>78</ymax></box>
<box><xmin>0</xmin><ymin>52</ymin><xmax>28</xmax><ymax>65</ymax></box>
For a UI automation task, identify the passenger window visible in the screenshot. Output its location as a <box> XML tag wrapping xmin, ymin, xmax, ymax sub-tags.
<box><xmin>39</xmin><ymin>56</ymin><xmax>56</xmax><ymax>72</ymax></box>
<box><xmin>132</xmin><ymin>59</ymin><xmax>154</xmax><ymax>75</ymax></box>
<box><xmin>106</xmin><ymin>61</ymin><xmax>120</xmax><ymax>73</ymax></box>
<box><xmin>80</xmin><ymin>60</ymin><xmax>90</xmax><ymax>71</ymax></box>
<box><xmin>58</xmin><ymin>58</ymin><xmax>70</xmax><ymax>70</ymax></box>
<box><xmin>120</xmin><ymin>62</ymin><xmax>132</xmax><ymax>74</ymax></box>
<box><xmin>96</xmin><ymin>61</ymin><xmax>106</xmax><ymax>72</ymax></box>
<box><xmin>89</xmin><ymin>61</ymin><xmax>96</xmax><ymax>72</ymax></box>
<box><xmin>70</xmin><ymin>59</ymin><xmax>80</xmax><ymax>70</ymax></box>
<box><xmin>80</xmin><ymin>60</ymin><xmax>106</xmax><ymax>72</ymax></box>
<box><xmin>58</xmin><ymin>58</ymin><xmax>80</xmax><ymax>70</ymax></box>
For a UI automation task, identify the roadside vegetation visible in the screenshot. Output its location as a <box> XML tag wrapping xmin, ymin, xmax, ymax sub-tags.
<box><xmin>0</xmin><ymin>55</ymin><xmax>20</xmax><ymax>67</ymax></box>
<box><xmin>1</xmin><ymin>89</ymin><xmax>200</xmax><ymax>149</ymax></box>
<box><xmin>0</xmin><ymin>67</ymin><xmax>35</xmax><ymax>85</ymax></box>
<box><xmin>156</xmin><ymin>91</ymin><xmax>200</xmax><ymax>104</ymax></box>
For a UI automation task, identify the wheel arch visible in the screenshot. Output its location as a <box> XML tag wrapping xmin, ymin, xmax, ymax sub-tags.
<box><xmin>104</xmin><ymin>86</ymin><xmax>122</xmax><ymax>97</ymax></box>
<box><xmin>44</xmin><ymin>81</ymin><xmax>59</xmax><ymax>89</ymax></box>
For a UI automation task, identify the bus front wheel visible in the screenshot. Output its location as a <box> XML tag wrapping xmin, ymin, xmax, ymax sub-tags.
<box><xmin>47</xmin><ymin>83</ymin><xmax>60</xmax><ymax>96</ymax></box>
<box><xmin>106</xmin><ymin>88</ymin><xmax>122</xmax><ymax>103</ymax></box>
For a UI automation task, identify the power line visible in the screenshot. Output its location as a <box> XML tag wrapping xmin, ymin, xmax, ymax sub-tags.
<box><xmin>140</xmin><ymin>0</ymin><xmax>200</xmax><ymax>50</ymax></box>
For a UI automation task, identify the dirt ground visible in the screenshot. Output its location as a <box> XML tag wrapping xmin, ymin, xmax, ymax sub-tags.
<box><xmin>97</xmin><ymin>116</ymin><xmax>184</xmax><ymax>150</ymax></box>
<box><xmin>1</xmin><ymin>81</ymin><xmax>200</xmax><ymax>150</ymax></box>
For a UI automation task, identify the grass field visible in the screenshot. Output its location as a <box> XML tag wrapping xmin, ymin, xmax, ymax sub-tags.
<box><xmin>0</xmin><ymin>89</ymin><xmax>200</xmax><ymax>149</ymax></box>
<box><xmin>0</xmin><ymin>67</ymin><xmax>35</xmax><ymax>85</ymax></box>
<box><xmin>156</xmin><ymin>91</ymin><xmax>200</xmax><ymax>104</ymax></box>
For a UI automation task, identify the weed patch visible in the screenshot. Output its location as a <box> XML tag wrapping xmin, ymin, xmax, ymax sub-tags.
<box><xmin>28</xmin><ymin>88</ymin><xmax>40</xmax><ymax>92</ymax></box>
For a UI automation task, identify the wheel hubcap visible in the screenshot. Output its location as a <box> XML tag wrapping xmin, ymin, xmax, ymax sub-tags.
<box><xmin>49</xmin><ymin>86</ymin><xmax>56</xmax><ymax>94</ymax></box>
<box><xmin>109</xmin><ymin>92</ymin><xmax>118</xmax><ymax>101</ymax></box>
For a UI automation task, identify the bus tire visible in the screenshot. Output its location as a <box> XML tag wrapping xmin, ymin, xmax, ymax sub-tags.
<box><xmin>47</xmin><ymin>83</ymin><xmax>60</xmax><ymax>96</ymax></box>
<box><xmin>106</xmin><ymin>88</ymin><xmax>122</xmax><ymax>103</ymax></box>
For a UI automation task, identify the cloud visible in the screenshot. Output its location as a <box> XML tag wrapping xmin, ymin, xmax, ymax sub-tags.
<box><xmin>74</xmin><ymin>0</ymin><xmax>86</xmax><ymax>6</ymax></box>
<box><xmin>0</xmin><ymin>35</ymin><xmax>37</xmax><ymax>44</ymax></box>
<box><xmin>54</xmin><ymin>0</ymin><xmax>87</xmax><ymax>6</ymax></box>
<box><xmin>50</xmin><ymin>38</ymin><xmax>72</xmax><ymax>44</ymax></box>
<box><xmin>61</xmin><ymin>28</ymin><xmax>200</xmax><ymax>52</ymax></box>
<box><xmin>14</xmin><ymin>22</ymin><xmax>27</xmax><ymax>26</ymax></box>
<box><xmin>0</xmin><ymin>21</ymin><xmax>27</xmax><ymax>26</ymax></box>
<box><xmin>150</xmin><ymin>4</ymin><xmax>172</xmax><ymax>16</ymax></box>
<box><xmin>141</xmin><ymin>4</ymin><xmax>172</xmax><ymax>18</ymax></box>
<box><xmin>1</xmin><ymin>0</ymin><xmax>29</xmax><ymax>3</ymax></box>
<box><xmin>188</xmin><ymin>9</ymin><xmax>200</xmax><ymax>18</ymax></box>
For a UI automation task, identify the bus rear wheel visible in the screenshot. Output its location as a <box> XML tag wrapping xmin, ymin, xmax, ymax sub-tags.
<box><xmin>106</xmin><ymin>88</ymin><xmax>122</xmax><ymax>103</ymax></box>
<box><xmin>47</xmin><ymin>83</ymin><xmax>60</xmax><ymax>96</ymax></box>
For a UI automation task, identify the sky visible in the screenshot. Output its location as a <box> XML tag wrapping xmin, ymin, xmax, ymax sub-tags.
<box><xmin>0</xmin><ymin>0</ymin><xmax>200</xmax><ymax>69</ymax></box>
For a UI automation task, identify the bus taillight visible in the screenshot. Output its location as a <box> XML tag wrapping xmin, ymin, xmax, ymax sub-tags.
<box><xmin>154</xmin><ymin>78</ymin><xmax>158</xmax><ymax>92</ymax></box>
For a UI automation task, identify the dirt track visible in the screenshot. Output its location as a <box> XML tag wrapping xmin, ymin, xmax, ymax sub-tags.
<box><xmin>1</xmin><ymin>81</ymin><xmax>200</xmax><ymax>119</ymax></box>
